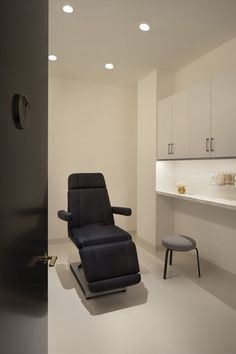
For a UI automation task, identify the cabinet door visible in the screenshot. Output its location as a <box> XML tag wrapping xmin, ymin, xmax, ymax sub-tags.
<box><xmin>211</xmin><ymin>71</ymin><xmax>236</xmax><ymax>157</ymax></box>
<box><xmin>157</xmin><ymin>97</ymin><xmax>172</xmax><ymax>159</ymax></box>
<box><xmin>172</xmin><ymin>90</ymin><xmax>189</xmax><ymax>158</ymax></box>
<box><xmin>189</xmin><ymin>80</ymin><xmax>211</xmax><ymax>158</ymax></box>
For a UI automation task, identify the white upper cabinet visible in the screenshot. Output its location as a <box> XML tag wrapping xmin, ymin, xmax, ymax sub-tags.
<box><xmin>189</xmin><ymin>80</ymin><xmax>211</xmax><ymax>158</ymax></box>
<box><xmin>172</xmin><ymin>90</ymin><xmax>189</xmax><ymax>158</ymax></box>
<box><xmin>211</xmin><ymin>71</ymin><xmax>236</xmax><ymax>157</ymax></box>
<box><xmin>157</xmin><ymin>96</ymin><xmax>172</xmax><ymax>159</ymax></box>
<box><xmin>157</xmin><ymin>70</ymin><xmax>236</xmax><ymax>160</ymax></box>
<box><xmin>157</xmin><ymin>91</ymin><xmax>189</xmax><ymax>159</ymax></box>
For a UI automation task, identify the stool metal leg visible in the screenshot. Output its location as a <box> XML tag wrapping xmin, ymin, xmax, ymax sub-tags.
<box><xmin>163</xmin><ymin>249</ymin><xmax>170</xmax><ymax>279</ymax></box>
<box><xmin>195</xmin><ymin>248</ymin><xmax>201</xmax><ymax>278</ymax></box>
<box><xmin>169</xmin><ymin>250</ymin><xmax>173</xmax><ymax>265</ymax></box>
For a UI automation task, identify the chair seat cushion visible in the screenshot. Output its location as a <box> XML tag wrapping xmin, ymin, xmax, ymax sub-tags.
<box><xmin>70</xmin><ymin>223</ymin><xmax>131</xmax><ymax>248</ymax></box>
<box><xmin>162</xmin><ymin>234</ymin><xmax>196</xmax><ymax>251</ymax></box>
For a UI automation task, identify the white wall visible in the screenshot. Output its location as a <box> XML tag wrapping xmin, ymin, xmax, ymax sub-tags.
<box><xmin>48</xmin><ymin>76</ymin><xmax>137</xmax><ymax>240</ymax></box>
<box><xmin>137</xmin><ymin>70</ymin><xmax>157</xmax><ymax>246</ymax></box>
<box><xmin>157</xmin><ymin>69</ymin><xmax>175</xmax><ymax>100</ymax></box>
<box><xmin>175</xmin><ymin>36</ymin><xmax>236</xmax><ymax>92</ymax></box>
<box><xmin>156</xmin><ymin>35</ymin><xmax>236</xmax><ymax>274</ymax></box>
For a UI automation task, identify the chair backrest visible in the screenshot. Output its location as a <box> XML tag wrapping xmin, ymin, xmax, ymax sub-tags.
<box><xmin>68</xmin><ymin>173</ymin><xmax>114</xmax><ymax>230</ymax></box>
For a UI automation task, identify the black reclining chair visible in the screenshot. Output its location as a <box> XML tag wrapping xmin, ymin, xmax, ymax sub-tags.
<box><xmin>58</xmin><ymin>173</ymin><xmax>141</xmax><ymax>298</ymax></box>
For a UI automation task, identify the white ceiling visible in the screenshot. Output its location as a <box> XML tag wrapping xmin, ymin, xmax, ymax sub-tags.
<box><xmin>49</xmin><ymin>0</ymin><xmax>236</xmax><ymax>85</ymax></box>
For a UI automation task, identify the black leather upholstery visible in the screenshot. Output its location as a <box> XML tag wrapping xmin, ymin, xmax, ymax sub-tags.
<box><xmin>80</xmin><ymin>240</ymin><xmax>140</xmax><ymax>282</ymax></box>
<box><xmin>89</xmin><ymin>274</ymin><xmax>141</xmax><ymax>293</ymax></box>
<box><xmin>58</xmin><ymin>210</ymin><xmax>73</xmax><ymax>222</ymax></box>
<box><xmin>111</xmin><ymin>206</ymin><xmax>132</xmax><ymax>216</ymax></box>
<box><xmin>70</xmin><ymin>224</ymin><xmax>130</xmax><ymax>248</ymax></box>
<box><xmin>68</xmin><ymin>188</ymin><xmax>114</xmax><ymax>229</ymax></box>
<box><xmin>58</xmin><ymin>173</ymin><xmax>141</xmax><ymax>294</ymax></box>
<box><xmin>69</xmin><ymin>173</ymin><xmax>106</xmax><ymax>189</ymax></box>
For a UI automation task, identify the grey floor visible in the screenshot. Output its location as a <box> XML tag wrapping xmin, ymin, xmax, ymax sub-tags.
<box><xmin>48</xmin><ymin>239</ymin><xmax>236</xmax><ymax>354</ymax></box>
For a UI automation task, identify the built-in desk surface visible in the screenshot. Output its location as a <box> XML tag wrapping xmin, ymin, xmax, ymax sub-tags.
<box><xmin>156</xmin><ymin>190</ymin><xmax>236</xmax><ymax>211</ymax></box>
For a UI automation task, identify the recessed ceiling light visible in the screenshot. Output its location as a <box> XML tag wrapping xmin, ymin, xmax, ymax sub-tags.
<box><xmin>105</xmin><ymin>63</ymin><xmax>114</xmax><ymax>70</ymax></box>
<box><xmin>63</xmin><ymin>5</ymin><xmax>74</xmax><ymax>14</ymax></box>
<box><xmin>48</xmin><ymin>55</ymin><xmax>58</xmax><ymax>62</ymax></box>
<box><xmin>139</xmin><ymin>23</ymin><xmax>150</xmax><ymax>32</ymax></box>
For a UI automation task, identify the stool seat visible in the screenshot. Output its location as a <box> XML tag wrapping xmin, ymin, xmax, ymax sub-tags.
<box><xmin>162</xmin><ymin>234</ymin><xmax>196</xmax><ymax>252</ymax></box>
<box><xmin>161</xmin><ymin>234</ymin><xmax>201</xmax><ymax>279</ymax></box>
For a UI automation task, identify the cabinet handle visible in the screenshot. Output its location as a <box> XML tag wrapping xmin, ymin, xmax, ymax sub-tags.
<box><xmin>168</xmin><ymin>144</ymin><xmax>171</xmax><ymax>155</ymax></box>
<box><xmin>171</xmin><ymin>143</ymin><xmax>174</xmax><ymax>155</ymax></box>
<box><xmin>206</xmin><ymin>138</ymin><xmax>210</xmax><ymax>152</ymax></box>
<box><xmin>210</xmin><ymin>138</ymin><xmax>214</xmax><ymax>152</ymax></box>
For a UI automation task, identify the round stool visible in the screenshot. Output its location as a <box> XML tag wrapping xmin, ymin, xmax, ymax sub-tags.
<box><xmin>162</xmin><ymin>234</ymin><xmax>201</xmax><ymax>279</ymax></box>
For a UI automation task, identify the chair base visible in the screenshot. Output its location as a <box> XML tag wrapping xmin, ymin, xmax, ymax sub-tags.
<box><xmin>70</xmin><ymin>262</ymin><xmax>126</xmax><ymax>299</ymax></box>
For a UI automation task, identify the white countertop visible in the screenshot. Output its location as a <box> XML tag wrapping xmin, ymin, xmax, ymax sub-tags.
<box><xmin>156</xmin><ymin>190</ymin><xmax>236</xmax><ymax>211</ymax></box>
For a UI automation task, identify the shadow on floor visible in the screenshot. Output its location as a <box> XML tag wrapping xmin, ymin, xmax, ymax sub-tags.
<box><xmin>155</xmin><ymin>249</ymin><xmax>236</xmax><ymax>311</ymax></box>
<box><xmin>55</xmin><ymin>262</ymin><xmax>148</xmax><ymax>316</ymax></box>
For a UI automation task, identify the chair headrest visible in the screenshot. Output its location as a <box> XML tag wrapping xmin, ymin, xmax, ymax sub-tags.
<box><xmin>68</xmin><ymin>173</ymin><xmax>106</xmax><ymax>190</ymax></box>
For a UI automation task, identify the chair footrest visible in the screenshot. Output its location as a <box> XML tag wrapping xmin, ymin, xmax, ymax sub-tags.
<box><xmin>79</xmin><ymin>240</ymin><xmax>140</xmax><ymax>283</ymax></box>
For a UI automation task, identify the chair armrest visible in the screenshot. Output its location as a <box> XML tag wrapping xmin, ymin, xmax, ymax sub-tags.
<box><xmin>58</xmin><ymin>210</ymin><xmax>73</xmax><ymax>222</ymax></box>
<box><xmin>111</xmin><ymin>206</ymin><xmax>132</xmax><ymax>216</ymax></box>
